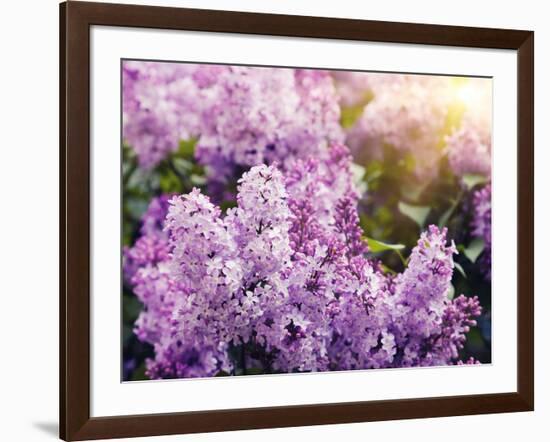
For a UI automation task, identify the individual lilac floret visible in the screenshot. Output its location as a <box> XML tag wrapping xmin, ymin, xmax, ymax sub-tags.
<box><xmin>471</xmin><ymin>184</ymin><xmax>492</xmax><ymax>280</ymax></box>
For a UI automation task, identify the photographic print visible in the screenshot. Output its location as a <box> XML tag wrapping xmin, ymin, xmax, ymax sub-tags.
<box><xmin>121</xmin><ymin>61</ymin><xmax>492</xmax><ymax>381</ymax></box>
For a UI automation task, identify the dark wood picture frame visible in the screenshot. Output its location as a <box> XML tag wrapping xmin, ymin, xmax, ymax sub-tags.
<box><xmin>60</xmin><ymin>1</ymin><xmax>534</xmax><ymax>440</ymax></box>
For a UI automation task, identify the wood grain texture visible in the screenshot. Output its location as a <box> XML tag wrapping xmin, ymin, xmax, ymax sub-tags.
<box><xmin>59</xmin><ymin>2</ymin><xmax>534</xmax><ymax>440</ymax></box>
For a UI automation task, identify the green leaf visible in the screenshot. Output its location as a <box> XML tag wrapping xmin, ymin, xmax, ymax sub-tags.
<box><xmin>364</xmin><ymin>161</ymin><xmax>384</xmax><ymax>184</ymax></box>
<box><xmin>350</xmin><ymin>163</ymin><xmax>367</xmax><ymax>194</ymax></box>
<box><xmin>366</xmin><ymin>237</ymin><xmax>405</xmax><ymax>253</ymax></box>
<box><xmin>438</xmin><ymin>203</ymin><xmax>456</xmax><ymax>228</ymax></box>
<box><xmin>366</xmin><ymin>237</ymin><xmax>406</xmax><ymax>266</ymax></box>
<box><xmin>122</xmin><ymin>324</ymin><xmax>133</xmax><ymax>342</ymax></box>
<box><xmin>463</xmin><ymin>238</ymin><xmax>485</xmax><ymax>263</ymax></box>
<box><xmin>340</xmin><ymin>91</ymin><xmax>373</xmax><ymax>129</ymax></box>
<box><xmin>215</xmin><ymin>370</ymin><xmax>230</xmax><ymax>377</ymax></box>
<box><xmin>379</xmin><ymin>263</ymin><xmax>397</xmax><ymax>275</ymax></box>
<box><xmin>131</xmin><ymin>362</ymin><xmax>147</xmax><ymax>381</ymax></box>
<box><xmin>126</xmin><ymin>168</ymin><xmax>148</xmax><ymax>190</ymax></box>
<box><xmin>123</xmin><ymin>294</ymin><xmax>143</xmax><ymax>324</ymax></box>
<box><xmin>365</xmin><ymin>169</ymin><xmax>383</xmax><ymax>183</ymax></box>
<box><xmin>446</xmin><ymin>284</ymin><xmax>455</xmax><ymax>300</ymax></box>
<box><xmin>172</xmin><ymin>157</ymin><xmax>192</xmax><ymax>176</ymax></box>
<box><xmin>244</xmin><ymin>367</ymin><xmax>264</xmax><ymax>376</ymax></box>
<box><xmin>190</xmin><ymin>174</ymin><xmax>207</xmax><ymax>186</ymax></box>
<box><xmin>177</xmin><ymin>139</ymin><xmax>196</xmax><ymax>159</ymax></box>
<box><xmin>340</xmin><ymin>105</ymin><xmax>364</xmax><ymax>129</ymax></box>
<box><xmin>465</xmin><ymin>326</ymin><xmax>484</xmax><ymax>351</ymax></box>
<box><xmin>454</xmin><ymin>262</ymin><xmax>467</xmax><ymax>279</ymax></box>
<box><xmin>402</xmin><ymin>152</ymin><xmax>417</xmax><ymax>174</ymax></box>
<box><xmin>159</xmin><ymin>168</ymin><xmax>183</xmax><ymax>193</ymax></box>
<box><xmin>462</xmin><ymin>174</ymin><xmax>487</xmax><ymax>190</ymax></box>
<box><xmin>400</xmin><ymin>181</ymin><xmax>427</xmax><ymax>202</ymax></box>
<box><xmin>125</xmin><ymin>197</ymin><xmax>149</xmax><ymax>221</ymax></box>
<box><xmin>398</xmin><ymin>201</ymin><xmax>430</xmax><ymax>228</ymax></box>
<box><xmin>220</xmin><ymin>200</ymin><xmax>237</xmax><ymax>212</ymax></box>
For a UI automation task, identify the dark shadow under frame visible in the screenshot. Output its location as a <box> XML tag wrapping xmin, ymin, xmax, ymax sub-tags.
<box><xmin>60</xmin><ymin>1</ymin><xmax>534</xmax><ymax>440</ymax></box>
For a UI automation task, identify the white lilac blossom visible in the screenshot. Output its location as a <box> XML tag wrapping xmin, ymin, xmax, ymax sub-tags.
<box><xmin>124</xmin><ymin>146</ymin><xmax>482</xmax><ymax>378</ymax></box>
<box><xmin>123</xmin><ymin>62</ymin><xmax>344</xmax><ymax>177</ymax></box>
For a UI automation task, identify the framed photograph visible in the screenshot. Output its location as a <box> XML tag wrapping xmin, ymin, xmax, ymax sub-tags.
<box><xmin>60</xmin><ymin>1</ymin><xmax>534</xmax><ymax>440</ymax></box>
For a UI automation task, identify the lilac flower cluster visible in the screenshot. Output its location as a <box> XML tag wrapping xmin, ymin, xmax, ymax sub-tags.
<box><xmin>446</xmin><ymin>122</ymin><xmax>491</xmax><ymax>178</ymax></box>
<box><xmin>471</xmin><ymin>184</ymin><xmax>492</xmax><ymax>280</ymax></box>
<box><xmin>122</xmin><ymin>194</ymin><xmax>172</xmax><ymax>284</ymax></box>
<box><xmin>123</xmin><ymin>62</ymin><xmax>343</xmax><ymax>179</ymax></box>
<box><xmin>446</xmin><ymin>79</ymin><xmax>492</xmax><ymax>178</ymax></box>
<box><xmin>333</xmin><ymin>71</ymin><xmax>400</xmax><ymax>107</ymax></box>
<box><xmin>336</xmin><ymin>74</ymin><xmax>493</xmax><ymax>283</ymax></box>
<box><xmin>124</xmin><ymin>145</ymin><xmax>482</xmax><ymax>378</ymax></box>
<box><xmin>336</xmin><ymin>74</ymin><xmax>493</xmax><ymax>184</ymax></box>
<box><xmin>342</xmin><ymin>74</ymin><xmax>454</xmax><ymax>180</ymax></box>
<box><xmin>122</xmin><ymin>62</ymin><xmax>222</xmax><ymax>169</ymax></box>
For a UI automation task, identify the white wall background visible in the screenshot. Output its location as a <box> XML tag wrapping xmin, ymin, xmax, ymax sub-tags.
<box><xmin>0</xmin><ymin>0</ymin><xmax>545</xmax><ymax>441</ymax></box>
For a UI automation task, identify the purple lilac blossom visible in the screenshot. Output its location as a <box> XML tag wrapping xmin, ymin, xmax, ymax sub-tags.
<box><xmin>123</xmin><ymin>194</ymin><xmax>231</xmax><ymax>378</ymax></box>
<box><xmin>123</xmin><ymin>62</ymin><xmax>344</xmax><ymax>179</ymax></box>
<box><xmin>122</xmin><ymin>61</ymin><xmax>222</xmax><ymax>169</ymax></box>
<box><xmin>285</xmin><ymin>143</ymin><xmax>358</xmax><ymax>228</ymax></box>
<box><xmin>389</xmin><ymin>227</ymin><xmax>481</xmax><ymax>366</ymax></box>
<box><xmin>124</xmin><ymin>147</ymin><xmax>482</xmax><ymax>378</ymax></box>
<box><xmin>195</xmin><ymin>67</ymin><xmax>344</xmax><ymax>184</ymax></box>
<box><xmin>457</xmin><ymin>357</ymin><xmax>481</xmax><ymax>365</ymax></box>
<box><xmin>471</xmin><ymin>184</ymin><xmax>492</xmax><ymax>280</ymax></box>
<box><xmin>122</xmin><ymin>194</ymin><xmax>173</xmax><ymax>284</ymax></box>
